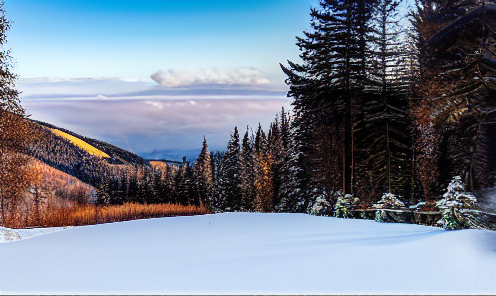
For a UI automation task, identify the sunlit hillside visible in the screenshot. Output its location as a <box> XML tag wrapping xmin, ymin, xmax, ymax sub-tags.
<box><xmin>32</xmin><ymin>159</ymin><xmax>96</xmax><ymax>201</ymax></box>
<box><xmin>50</xmin><ymin>128</ymin><xmax>110</xmax><ymax>158</ymax></box>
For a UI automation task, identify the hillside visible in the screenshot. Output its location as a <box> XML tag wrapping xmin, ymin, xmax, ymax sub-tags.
<box><xmin>32</xmin><ymin>159</ymin><xmax>96</xmax><ymax>203</ymax></box>
<box><xmin>33</xmin><ymin>120</ymin><xmax>147</xmax><ymax>165</ymax></box>
<box><xmin>26</xmin><ymin>119</ymin><xmax>154</xmax><ymax>189</ymax></box>
<box><xmin>50</xmin><ymin>128</ymin><xmax>111</xmax><ymax>158</ymax></box>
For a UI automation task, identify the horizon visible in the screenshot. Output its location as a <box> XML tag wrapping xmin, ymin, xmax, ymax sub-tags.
<box><xmin>5</xmin><ymin>0</ymin><xmax>319</xmax><ymax>156</ymax></box>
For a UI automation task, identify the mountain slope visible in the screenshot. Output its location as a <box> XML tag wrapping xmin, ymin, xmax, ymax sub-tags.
<box><xmin>27</xmin><ymin>119</ymin><xmax>151</xmax><ymax>188</ymax></box>
<box><xmin>33</xmin><ymin>120</ymin><xmax>147</xmax><ymax>165</ymax></box>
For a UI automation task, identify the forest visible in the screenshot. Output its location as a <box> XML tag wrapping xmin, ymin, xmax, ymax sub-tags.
<box><xmin>184</xmin><ymin>0</ymin><xmax>496</xmax><ymax>216</ymax></box>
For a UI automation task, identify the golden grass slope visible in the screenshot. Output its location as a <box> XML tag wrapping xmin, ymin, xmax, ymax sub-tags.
<box><xmin>50</xmin><ymin>128</ymin><xmax>110</xmax><ymax>158</ymax></box>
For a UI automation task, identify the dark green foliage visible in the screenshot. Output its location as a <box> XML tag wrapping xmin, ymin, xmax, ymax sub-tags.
<box><xmin>239</xmin><ymin>127</ymin><xmax>256</xmax><ymax>211</ymax></box>
<box><xmin>215</xmin><ymin>127</ymin><xmax>242</xmax><ymax>212</ymax></box>
<box><xmin>354</xmin><ymin>0</ymin><xmax>413</xmax><ymax>202</ymax></box>
<box><xmin>193</xmin><ymin>137</ymin><xmax>214</xmax><ymax>208</ymax></box>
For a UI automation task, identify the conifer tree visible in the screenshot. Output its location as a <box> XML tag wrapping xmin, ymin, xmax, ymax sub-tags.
<box><xmin>355</xmin><ymin>0</ymin><xmax>413</xmax><ymax>202</ymax></box>
<box><xmin>194</xmin><ymin>137</ymin><xmax>214</xmax><ymax>208</ymax></box>
<box><xmin>216</xmin><ymin>127</ymin><xmax>242</xmax><ymax>211</ymax></box>
<box><xmin>239</xmin><ymin>127</ymin><xmax>256</xmax><ymax>211</ymax></box>
<box><xmin>253</xmin><ymin>129</ymin><xmax>274</xmax><ymax>212</ymax></box>
<box><xmin>281</xmin><ymin>0</ymin><xmax>377</xmax><ymax>198</ymax></box>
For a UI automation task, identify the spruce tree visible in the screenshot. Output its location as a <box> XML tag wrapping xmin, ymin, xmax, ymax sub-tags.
<box><xmin>355</xmin><ymin>0</ymin><xmax>413</xmax><ymax>202</ymax></box>
<box><xmin>253</xmin><ymin>129</ymin><xmax>274</xmax><ymax>212</ymax></box>
<box><xmin>216</xmin><ymin>127</ymin><xmax>242</xmax><ymax>212</ymax></box>
<box><xmin>193</xmin><ymin>137</ymin><xmax>214</xmax><ymax>208</ymax></box>
<box><xmin>281</xmin><ymin>0</ymin><xmax>377</xmax><ymax>199</ymax></box>
<box><xmin>239</xmin><ymin>127</ymin><xmax>256</xmax><ymax>211</ymax></box>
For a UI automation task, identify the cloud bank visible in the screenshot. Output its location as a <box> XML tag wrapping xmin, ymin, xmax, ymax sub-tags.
<box><xmin>20</xmin><ymin>77</ymin><xmax>289</xmax><ymax>158</ymax></box>
<box><xmin>150</xmin><ymin>68</ymin><xmax>270</xmax><ymax>87</ymax></box>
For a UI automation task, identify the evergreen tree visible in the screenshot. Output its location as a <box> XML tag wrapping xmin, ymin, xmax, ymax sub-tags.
<box><xmin>281</xmin><ymin>0</ymin><xmax>377</xmax><ymax>199</ymax></box>
<box><xmin>216</xmin><ymin>127</ymin><xmax>242</xmax><ymax>212</ymax></box>
<box><xmin>253</xmin><ymin>129</ymin><xmax>274</xmax><ymax>212</ymax></box>
<box><xmin>355</xmin><ymin>0</ymin><xmax>413</xmax><ymax>202</ymax></box>
<box><xmin>239</xmin><ymin>127</ymin><xmax>256</xmax><ymax>211</ymax></box>
<box><xmin>95</xmin><ymin>174</ymin><xmax>110</xmax><ymax>206</ymax></box>
<box><xmin>175</xmin><ymin>162</ymin><xmax>195</xmax><ymax>206</ymax></box>
<box><xmin>194</xmin><ymin>137</ymin><xmax>214</xmax><ymax>208</ymax></box>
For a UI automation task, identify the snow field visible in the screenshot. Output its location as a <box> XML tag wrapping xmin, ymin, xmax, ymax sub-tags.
<box><xmin>1</xmin><ymin>213</ymin><xmax>495</xmax><ymax>294</ymax></box>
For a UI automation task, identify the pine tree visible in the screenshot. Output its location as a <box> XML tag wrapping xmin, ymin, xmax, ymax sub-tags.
<box><xmin>253</xmin><ymin>129</ymin><xmax>274</xmax><ymax>212</ymax></box>
<box><xmin>355</xmin><ymin>0</ymin><xmax>413</xmax><ymax>202</ymax></box>
<box><xmin>281</xmin><ymin>0</ymin><xmax>377</xmax><ymax>199</ymax></box>
<box><xmin>239</xmin><ymin>127</ymin><xmax>256</xmax><ymax>211</ymax></box>
<box><xmin>95</xmin><ymin>174</ymin><xmax>110</xmax><ymax>206</ymax></box>
<box><xmin>175</xmin><ymin>161</ymin><xmax>195</xmax><ymax>206</ymax></box>
<box><xmin>216</xmin><ymin>127</ymin><xmax>242</xmax><ymax>212</ymax></box>
<box><xmin>193</xmin><ymin>137</ymin><xmax>214</xmax><ymax>208</ymax></box>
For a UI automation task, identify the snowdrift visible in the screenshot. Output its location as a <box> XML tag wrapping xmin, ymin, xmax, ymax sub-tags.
<box><xmin>1</xmin><ymin>213</ymin><xmax>495</xmax><ymax>294</ymax></box>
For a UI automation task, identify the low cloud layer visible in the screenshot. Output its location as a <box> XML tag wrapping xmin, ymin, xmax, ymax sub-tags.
<box><xmin>150</xmin><ymin>68</ymin><xmax>270</xmax><ymax>87</ymax></box>
<box><xmin>20</xmin><ymin>77</ymin><xmax>289</xmax><ymax>158</ymax></box>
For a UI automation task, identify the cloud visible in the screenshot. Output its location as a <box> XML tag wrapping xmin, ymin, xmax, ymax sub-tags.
<box><xmin>21</xmin><ymin>76</ymin><xmax>290</xmax><ymax>155</ymax></box>
<box><xmin>26</xmin><ymin>98</ymin><xmax>290</xmax><ymax>153</ymax></box>
<box><xmin>150</xmin><ymin>68</ymin><xmax>270</xmax><ymax>87</ymax></box>
<box><xmin>18</xmin><ymin>77</ymin><xmax>156</xmax><ymax>98</ymax></box>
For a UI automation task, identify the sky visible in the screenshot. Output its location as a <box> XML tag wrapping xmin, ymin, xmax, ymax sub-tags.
<box><xmin>3</xmin><ymin>0</ymin><xmax>319</xmax><ymax>159</ymax></box>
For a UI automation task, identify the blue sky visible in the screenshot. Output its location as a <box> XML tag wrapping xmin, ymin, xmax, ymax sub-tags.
<box><xmin>5</xmin><ymin>0</ymin><xmax>313</xmax><ymax>81</ymax></box>
<box><xmin>4</xmin><ymin>0</ymin><xmax>319</xmax><ymax>159</ymax></box>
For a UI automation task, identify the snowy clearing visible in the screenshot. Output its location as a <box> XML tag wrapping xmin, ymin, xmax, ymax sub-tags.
<box><xmin>1</xmin><ymin>213</ymin><xmax>496</xmax><ymax>295</ymax></box>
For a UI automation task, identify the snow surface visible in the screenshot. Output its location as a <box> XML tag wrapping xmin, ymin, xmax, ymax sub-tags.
<box><xmin>1</xmin><ymin>213</ymin><xmax>496</xmax><ymax>295</ymax></box>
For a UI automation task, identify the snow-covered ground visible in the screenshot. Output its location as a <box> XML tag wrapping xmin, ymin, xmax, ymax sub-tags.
<box><xmin>1</xmin><ymin>213</ymin><xmax>495</xmax><ymax>295</ymax></box>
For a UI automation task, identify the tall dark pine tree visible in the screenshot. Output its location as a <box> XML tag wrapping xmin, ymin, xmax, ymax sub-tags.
<box><xmin>216</xmin><ymin>127</ymin><xmax>242</xmax><ymax>212</ymax></box>
<box><xmin>239</xmin><ymin>127</ymin><xmax>256</xmax><ymax>211</ymax></box>
<box><xmin>273</xmin><ymin>108</ymin><xmax>292</xmax><ymax>211</ymax></box>
<box><xmin>268</xmin><ymin>120</ymin><xmax>284</xmax><ymax>210</ymax></box>
<box><xmin>281</xmin><ymin>0</ymin><xmax>377</xmax><ymax>198</ymax></box>
<box><xmin>355</xmin><ymin>0</ymin><xmax>413</xmax><ymax>202</ymax></box>
<box><xmin>194</xmin><ymin>137</ymin><xmax>213</xmax><ymax>209</ymax></box>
